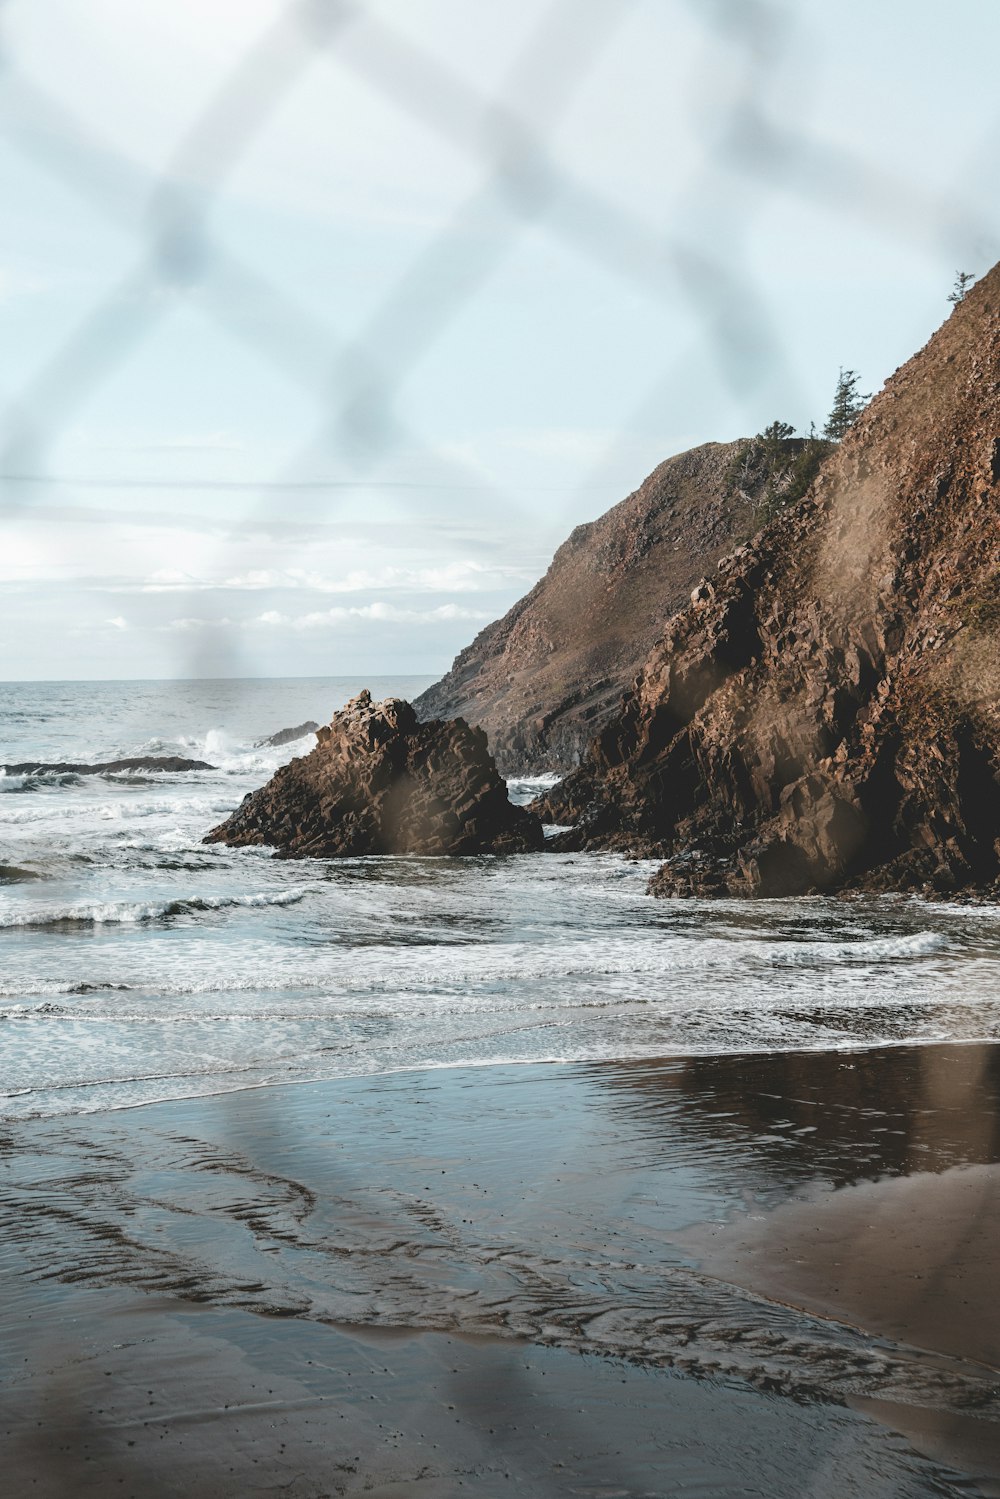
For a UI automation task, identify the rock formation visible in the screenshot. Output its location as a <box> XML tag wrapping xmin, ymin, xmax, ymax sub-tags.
<box><xmin>537</xmin><ymin>264</ymin><xmax>1000</xmax><ymax>898</ymax></box>
<box><xmin>205</xmin><ymin>691</ymin><xmax>543</xmax><ymax>857</ymax></box>
<box><xmin>415</xmin><ymin>442</ymin><xmax>768</xmax><ymax>773</ymax></box>
<box><xmin>2</xmin><ymin>756</ymin><xmax>214</xmax><ymax>775</ymax></box>
<box><xmin>255</xmin><ymin>721</ymin><xmax>319</xmax><ymax>748</ymax></box>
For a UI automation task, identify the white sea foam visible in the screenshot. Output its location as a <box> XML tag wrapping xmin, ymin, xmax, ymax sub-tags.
<box><xmin>760</xmin><ymin>930</ymin><xmax>947</xmax><ymax>963</ymax></box>
<box><xmin>0</xmin><ymin>887</ymin><xmax>311</xmax><ymax>929</ymax></box>
<box><xmin>4</xmin><ymin>676</ymin><xmax>1000</xmax><ymax>1122</ymax></box>
<box><xmin>507</xmin><ymin>772</ymin><xmax>561</xmax><ymax>806</ymax></box>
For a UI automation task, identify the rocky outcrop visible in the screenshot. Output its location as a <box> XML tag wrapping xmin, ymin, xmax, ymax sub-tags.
<box><xmin>205</xmin><ymin>691</ymin><xmax>543</xmax><ymax>857</ymax></box>
<box><xmin>255</xmin><ymin>721</ymin><xmax>319</xmax><ymax>748</ymax></box>
<box><xmin>415</xmin><ymin>443</ymin><xmax>768</xmax><ymax>773</ymax></box>
<box><xmin>537</xmin><ymin>264</ymin><xmax>1000</xmax><ymax>898</ymax></box>
<box><xmin>2</xmin><ymin>756</ymin><xmax>214</xmax><ymax>775</ymax></box>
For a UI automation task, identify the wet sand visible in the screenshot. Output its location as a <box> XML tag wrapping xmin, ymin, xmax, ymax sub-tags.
<box><xmin>681</xmin><ymin>1155</ymin><xmax>1000</xmax><ymax>1490</ymax></box>
<box><xmin>683</xmin><ymin>1162</ymin><xmax>1000</xmax><ymax>1370</ymax></box>
<box><xmin>5</xmin><ymin>1285</ymin><xmax>955</xmax><ymax>1499</ymax></box>
<box><xmin>4</xmin><ymin>1046</ymin><xmax>1000</xmax><ymax>1495</ymax></box>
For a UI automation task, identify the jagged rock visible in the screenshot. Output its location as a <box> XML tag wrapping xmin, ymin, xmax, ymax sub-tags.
<box><xmin>415</xmin><ymin>442</ymin><xmax>774</xmax><ymax>773</ymax></box>
<box><xmin>255</xmin><ymin>721</ymin><xmax>319</xmax><ymax>748</ymax></box>
<box><xmin>537</xmin><ymin>263</ymin><xmax>1000</xmax><ymax>899</ymax></box>
<box><xmin>2</xmin><ymin>756</ymin><xmax>214</xmax><ymax>775</ymax></box>
<box><xmin>204</xmin><ymin>691</ymin><xmax>543</xmax><ymax>858</ymax></box>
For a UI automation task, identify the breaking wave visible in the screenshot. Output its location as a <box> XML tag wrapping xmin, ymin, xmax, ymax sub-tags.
<box><xmin>0</xmin><ymin>887</ymin><xmax>311</xmax><ymax>929</ymax></box>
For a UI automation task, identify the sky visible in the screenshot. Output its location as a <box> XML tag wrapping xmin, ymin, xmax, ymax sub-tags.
<box><xmin>1</xmin><ymin>0</ymin><xmax>998</xmax><ymax>681</ymax></box>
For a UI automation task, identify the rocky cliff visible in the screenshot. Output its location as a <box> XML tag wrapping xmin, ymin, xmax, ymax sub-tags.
<box><xmin>205</xmin><ymin>691</ymin><xmax>542</xmax><ymax>857</ymax></box>
<box><xmin>415</xmin><ymin>442</ymin><xmax>766</xmax><ymax>773</ymax></box>
<box><xmin>537</xmin><ymin>265</ymin><xmax>1000</xmax><ymax>898</ymax></box>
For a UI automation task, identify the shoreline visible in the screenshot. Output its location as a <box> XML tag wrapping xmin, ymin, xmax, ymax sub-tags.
<box><xmin>13</xmin><ymin>1025</ymin><xmax>1000</xmax><ymax>1131</ymax></box>
<box><xmin>4</xmin><ymin>1045</ymin><xmax>1000</xmax><ymax>1494</ymax></box>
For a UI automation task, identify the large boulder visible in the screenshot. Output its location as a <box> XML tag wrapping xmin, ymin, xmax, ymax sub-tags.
<box><xmin>537</xmin><ymin>262</ymin><xmax>1000</xmax><ymax>899</ymax></box>
<box><xmin>204</xmin><ymin>691</ymin><xmax>543</xmax><ymax>858</ymax></box>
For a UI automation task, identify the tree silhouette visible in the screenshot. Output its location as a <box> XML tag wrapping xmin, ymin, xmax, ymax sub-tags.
<box><xmin>823</xmin><ymin>368</ymin><xmax>869</xmax><ymax>441</ymax></box>
<box><xmin>948</xmin><ymin>270</ymin><xmax>976</xmax><ymax>304</ymax></box>
<box><xmin>760</xmin><ymin>419</ymin><xmax>795</xmax><ymax>446</ymax></box>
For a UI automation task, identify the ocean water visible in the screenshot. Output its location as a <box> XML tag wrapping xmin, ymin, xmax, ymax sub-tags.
<box><xmin>4</xmin><ymin>676</ymin><xmax>1000</xmax><ymax>1124</ymax></box>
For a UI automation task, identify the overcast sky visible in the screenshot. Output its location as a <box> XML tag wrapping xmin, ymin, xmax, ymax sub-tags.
<box><xmin>1</xmin><ymin>0</ymin><xmax>998</xmax><ymax>681</ymax></box>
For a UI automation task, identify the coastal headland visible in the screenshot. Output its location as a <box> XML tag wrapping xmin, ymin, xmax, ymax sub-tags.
<box><xmin>534</xmin><ymin>264</ymin><xmax>1000</xmax><ymax>899</ymax></box>
<box><xmin>212</xmin><ymin>263</ymin><xmax>1000</xmax><ymax>902</ymax></box>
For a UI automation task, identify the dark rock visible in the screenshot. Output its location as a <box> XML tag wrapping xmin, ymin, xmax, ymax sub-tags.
<box><xmin>538</xmin><ymin>262</ymin><xmax>1000</xmax><ymax>899</ymax></box>
<box><xmin>2</xmin><ymin>756</ymin><xmax>214</xmax><ymax>775</ymax></box>
<box><xmin>204</xmin><ymin>690</ymin><xmax>543</xmax><ymax>857</ymax></box>
<box><xmin>414</xmin><ymin>442</ymin><xmax>774</xmax><ymax>773</ymax></box>
<box><xmin>255</xmin><ymin>721</ymin><xmax>320</xmax><ymax>748</ymax></box>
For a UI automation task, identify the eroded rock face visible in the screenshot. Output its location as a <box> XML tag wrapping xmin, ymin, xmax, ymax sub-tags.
<box><xmin>537</xmin><ymin>264</ymin><xmax>1000</xmax><ymax>899</ymax></box>
<box><xmin>414</xmin><ymin>442</ymin><xmax>764</xmax><ymax>774</ymax></box>
<box><xmin>204</xmin><ymin>691</ymin><xmax>543</xmax><ymax>858</ymax></box>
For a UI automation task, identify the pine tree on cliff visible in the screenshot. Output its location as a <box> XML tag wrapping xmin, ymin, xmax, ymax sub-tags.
<box><xmin>948</xmin><ymin>270</ymin><xmax>976</xmax><ymax>304</ymax></box>
<box><xmin>823</xmin><ymin>368</ymin><xmax>869</xmax><ymax>440</ymax></box>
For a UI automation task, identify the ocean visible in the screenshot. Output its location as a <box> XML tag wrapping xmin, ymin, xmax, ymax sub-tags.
<box><xmin>7</xmin><ymin>676</ymin><xmax>1000</xmax><ymax>1495</ymax></box>
<box><xmin>4</xmin><ymin>675</ymin><xmax>1000</xmax><ymax>1126</ymax></box>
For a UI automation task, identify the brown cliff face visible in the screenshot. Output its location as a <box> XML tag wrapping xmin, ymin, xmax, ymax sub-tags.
<box><xmin>537</xmin><ymin>265</ymin><xmax>1000</xmax><ymax>898</ymax></box>
<box><xmin>414</xmin><ymin>443</ymin><xmax>762</xmax><ymax>774</ymax></box>
<box><xmin>204</xmin><ymin>691</ymin><xmax>542</xmax><ymax>857</ymax></box>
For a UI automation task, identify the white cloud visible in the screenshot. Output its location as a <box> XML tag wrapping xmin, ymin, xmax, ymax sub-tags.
<box><xmin>140</xmin><ymin>569</ymin><xmax>199</xmax><ymax>591</ymax></box>
<box><xmin>253</xmin><ymin>601</ymin><xmax>492</xmax><ymax>631</ymax></box>
<box><xmin>164</xmin><ymin>616</ymin><xmax>234</xmax><ymax>632</ymax></box>
<box><xmin>311</xmin><ymin>562</ymin><xmax>530</xmax><ymax>595</ymax></box>
<box><xmin>105</xmin><ymin>615</ymin><xmax>128</xmax><ymax>630</ymax></box>
<box><xmin>158</xmin><ymin>601</ymin><xmax>489</xmax><ymax>634</ymax></box>
<box><xmin>126</xmin><ymin>560</ymin><xmax>531</xmax><ymax>595</ymax></box>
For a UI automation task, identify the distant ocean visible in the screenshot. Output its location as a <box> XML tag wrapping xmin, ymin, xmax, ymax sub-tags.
<box><xmin>4</xmin><ymin>675</ymin><xmax>1000</xmax><ymax>1124</ymax></box>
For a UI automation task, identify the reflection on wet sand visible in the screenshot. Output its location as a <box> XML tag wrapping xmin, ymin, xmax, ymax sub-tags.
<box><xmin>592</xmin><ymin>1042</ymin><xmax>1000</xmax><ymax>1192</ymax></box>
<box><xmin>599</xmin><ymin>1044</ymin><xmax>1000</xmax><ymax>1492</ymax></box>
<box><xmin>3</xmin><ymin>1046</ymin><xmax>1000</xmax><ymax>1495</ymax></box>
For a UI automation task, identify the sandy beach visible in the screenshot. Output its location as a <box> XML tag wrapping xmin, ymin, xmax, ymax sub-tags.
<box><xmin>4</xmin><ymin>1045</ymin><xmax>1000</xmax><ymax>1495</ymax></box>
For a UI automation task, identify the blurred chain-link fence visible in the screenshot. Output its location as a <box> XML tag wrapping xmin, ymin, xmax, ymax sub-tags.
<box><xmin>0</xmin><ymin>0</ymin><xmax>996</xmax><ymax>680</ymax></box>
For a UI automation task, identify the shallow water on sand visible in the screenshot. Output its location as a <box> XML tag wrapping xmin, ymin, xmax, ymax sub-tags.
<box><xmin>5</xmin><ymin>1048</ymin><xmax>1000</xmax><ymax>1496</ymax></box>
<box><xmin>6</xmin><ymin>678</ymin><xmax>1000</xmax><ymax>1122</ymax></box>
